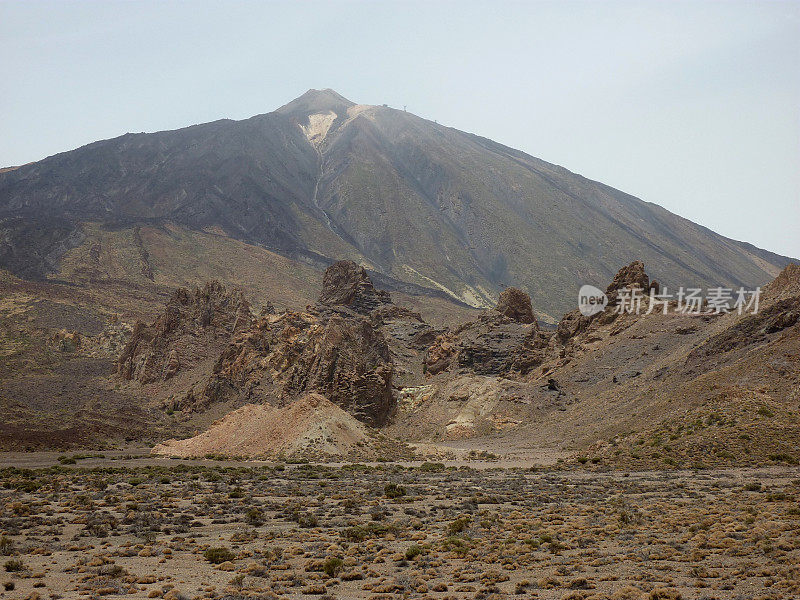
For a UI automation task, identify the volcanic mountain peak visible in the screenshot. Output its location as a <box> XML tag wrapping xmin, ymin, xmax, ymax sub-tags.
<box><xmin>0</xmin><ymin>88</ymin><xmax>795</xmax><ymax>321</ymax></box>
<box><xmin>276</xmin><ymin>88</ymin><xmax>356</xmax><ymax>119</ymax></box>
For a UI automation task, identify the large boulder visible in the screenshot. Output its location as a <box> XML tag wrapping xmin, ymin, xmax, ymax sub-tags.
<box><xmin>495</xmin><ymin>287</ymin><xmax>537</xmax><ymax>325</ymax></box>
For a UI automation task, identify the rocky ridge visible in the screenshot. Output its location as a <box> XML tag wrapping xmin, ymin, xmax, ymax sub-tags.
<box><xmin>111</xmin><ymin>257</ymin><xmax>800</xmax><ymax>468</ymax></box>
<box><xmin>423</xmin><ymin>286</ymin><xmax>547</xmax><ymax>377</ymax></box>
<box><xmin>116</xmin><ymin>261</ymin><xmax>399</xmax><ymax>426</ymax></box>
<box><xmin>118</xmin><ymin>282</ymin><xmax>252</xmax><ymax>384</ymax></box>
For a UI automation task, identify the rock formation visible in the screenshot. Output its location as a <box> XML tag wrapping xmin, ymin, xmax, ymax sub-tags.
<box><xmin>317</xmin><ymin>260</ymin><xmax>391</xmax><ymax>315</ymax></box>
<box><xmin>118</xmin><ymin>281</ymin><xmax>251</xmax><ymax>383</ymax></box>
<box><xmin>119</xmin><ymin>262</ymin><xmax>398</xmax><ymax>427</ymax></box>
<box><xmin>764</xmin><ymin>263</ymin><xmax>800</xmax><ymax>299</ymax></box>
<box><xmin>684</xmin><ymin>295</ymin><xmax>800</xmax><ymax>370</ymax></box>
<box><xmin>556</xmin><ymin>260</ymin><xmax>652</xmax><ymax>343</ymax></box>
<box><xmin>495</xmin><ymin>287</ymin><xmax>537</xmax><ymax>324</ymax></box>
<box><xmin>423</xmin><ymin>288</ymin><xmax>546</xmax><ymax>377</ymax></box>
<box><xmin>305</xmin><ymin>316</ymin><xmax>393</xmax><ymax>425</ymax></box>
<box><xmin>605</xmin><ymin>259</ymin><xmax>650</xmax><ymax>303</ymax></box>
<box><xmin>175</xmin><ymin>307</ymin><xmax>396</xmax><ymax>426</ymax></box>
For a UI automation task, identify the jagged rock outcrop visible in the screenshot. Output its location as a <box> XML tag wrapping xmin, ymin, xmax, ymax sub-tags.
<box><xmin>317</xmin><ymin>260</ymin><xmax>391</xmax><ymax>314</ymax></box>
<box><xmin>605</xmin><ymin>259</ymin><xmax>650</xmax><ymax>303</ymax></box>
<box><xmin>306</xmin><ymin>316</ymin><xmax>393</xmax><ymax>425</ymax></box>
<box><xmin>369</xmin><ymin>304</ymin><xmax>443</xmax><ymax>383</ymax></box>
<box><xmin>117</xmin><ymin>281</ymin><xmax>251</xmax><ymax>383</ymax></box>
<box><xmin>496</xmin><ymin>287</ymin><xmax>537</xmax><ymax>324</ymax></box>
<box><xmin>121</xmin><ymin>265</ymin><xmax>399</xmax><ymax>427</ymax></box>
<box><xmin>423</xmin><ymin>289</ymin><xmax>547</xmax><ymax>377</ymax></box>
<box><xmin>315</xmin><ymin>261</ymin><xmax>441</xmax><ymax>383</ymax></box>
<box><xmin>171</xmin><ymin>306</ymin><xmax>396</xmax><ymax>426</ymax></box>
<box><xmin>423</xmin><ymin>332</ymin><xmax>459</xmax><ymax>376</ymax></box>
<box><xmin>557</xmin><ymin>261</ymin><xmax>653</xmax><ymax>343</ymax></box>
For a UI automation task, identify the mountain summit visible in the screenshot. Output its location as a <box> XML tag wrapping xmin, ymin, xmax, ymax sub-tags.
<box><xmin>0</xmin><ymin>90</ymin><xmax>794</xmax><ymax>320</ymax></box>
<box><xmin>276</xmin><ymin>88</ymin><xmax>355</xmax><ymax>118</ymax></box>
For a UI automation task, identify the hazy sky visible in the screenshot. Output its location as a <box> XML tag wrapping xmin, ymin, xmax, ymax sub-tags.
<box><xmin>2</xmin><ymin>0</ymin><xmax>798</xmax><ymax>257</ymax></box>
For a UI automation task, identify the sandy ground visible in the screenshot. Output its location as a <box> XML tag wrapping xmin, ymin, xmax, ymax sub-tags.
<box><xmin>0</xmin><ymin>447</ymin><xmax>565</xmax><ymax>472</ymax></box>
<box><xmin>0</xmin><ymin>455</ymin><xmax>798</xmax><ymax>599</ymax></box>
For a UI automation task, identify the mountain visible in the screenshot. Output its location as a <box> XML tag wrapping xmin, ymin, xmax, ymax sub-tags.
<box><xmin>0</xmin><ymin>88</ymin><xmax>794</xmax><ymax>321</ymax></box>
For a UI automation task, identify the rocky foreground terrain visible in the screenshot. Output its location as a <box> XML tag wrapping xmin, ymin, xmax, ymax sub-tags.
<box><xmin>2</xmin><ymin>257</ymin><xmax>799</xmax><ymax>471</ymax></box>
<box><xmin>0</xmin><ymin>262</ymin><xmax>798</xmax><ymax>599</ymax></box>
<box><xmin>0</xmin><ymin>459</ymin><xmax>798</xmax><ymax>599</ymax></box>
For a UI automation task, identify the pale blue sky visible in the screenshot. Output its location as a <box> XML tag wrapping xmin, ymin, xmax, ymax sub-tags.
<box><xmin>1</xmin><ymin>0</ymin><xmax>798</xmax><ymax>257</ymax></box>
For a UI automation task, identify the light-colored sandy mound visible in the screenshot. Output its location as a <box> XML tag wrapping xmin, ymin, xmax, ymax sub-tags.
<box><xmin>152</xmin><ymin>393</ymin><xmax>374</xmax><ymax>459</ymax></box>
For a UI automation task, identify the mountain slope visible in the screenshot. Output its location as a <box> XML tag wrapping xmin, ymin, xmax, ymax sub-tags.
<box><xmin>0</xmin><ymin>88</ymin><xmax>793</xmax><ymax>320</ymax></box>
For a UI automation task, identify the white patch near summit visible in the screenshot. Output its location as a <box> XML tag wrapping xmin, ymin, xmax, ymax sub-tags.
<box><xmin>301</xmin><ymin>111</ymin><xmax>337</xmax><ymax>147</ymax></box>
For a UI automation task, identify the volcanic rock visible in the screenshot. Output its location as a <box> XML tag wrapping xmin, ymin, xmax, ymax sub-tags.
<box><xmin>318</xmin><ymin>260</ymin><xmax>391</xmax><ymax>314</ymax></box>
<box><xmin>117</xmin><ymin>265</ymin><xmax>401</xmax><ymax>426</ymax></box>
<box><xmin>605</xmin><ymin>260</ymin><xmax>650</xmax><ymax>303</ymax></box>
<box><xmin>423</xmin><ymin>289</ymin><xmax>547</xmax><ymax>378</ymax></box>
<box><xmin>764</xmin><ymin>263</ymin><xmax>800</xmax><ymax>299</ymax></box>
<box><xmin>368</xmin><ymin>304</ymin><xmax>443</xmax><ymax>383</ymax></box>
<box><xmin>450</xmin><ymin>313</ymin><xmax>548</xmax><ymax>376</ymax></box>
<box><xmin>118</xmin><ymin>281</ymin><xmax>251</xmax><ymax>383</ymax></box>
<box><xmin>181</xmin><ymin>307</ymin><xmax>395</xmax><ymax>426</ymax></box>
<box><xmin>495</xmin><ymin>287</ymin><xmax>537</xmax><ymax>324</ymax></box>
<box><xmin>305</xmin><ymin>315</ymin><xmax>394</xmax><ymax>425</ymax></box>
<box><xmin>685</xmin><ymin>295</ymin><xmax>800</xmax><ymax>370</ymax></box>
<box><xmin>182</xmin><ymin>268</ymin><xmax>397</xmax><ymax>425</ymax></box>
<box><xmin>423</xmin><ymin>332</ymin><xmax>459</xmax><ymax>377</ymax></box>
<box><xmin>557</xmin><ymin>261</ymin><xmax>653</xmax><ymax>343</ymax></box>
